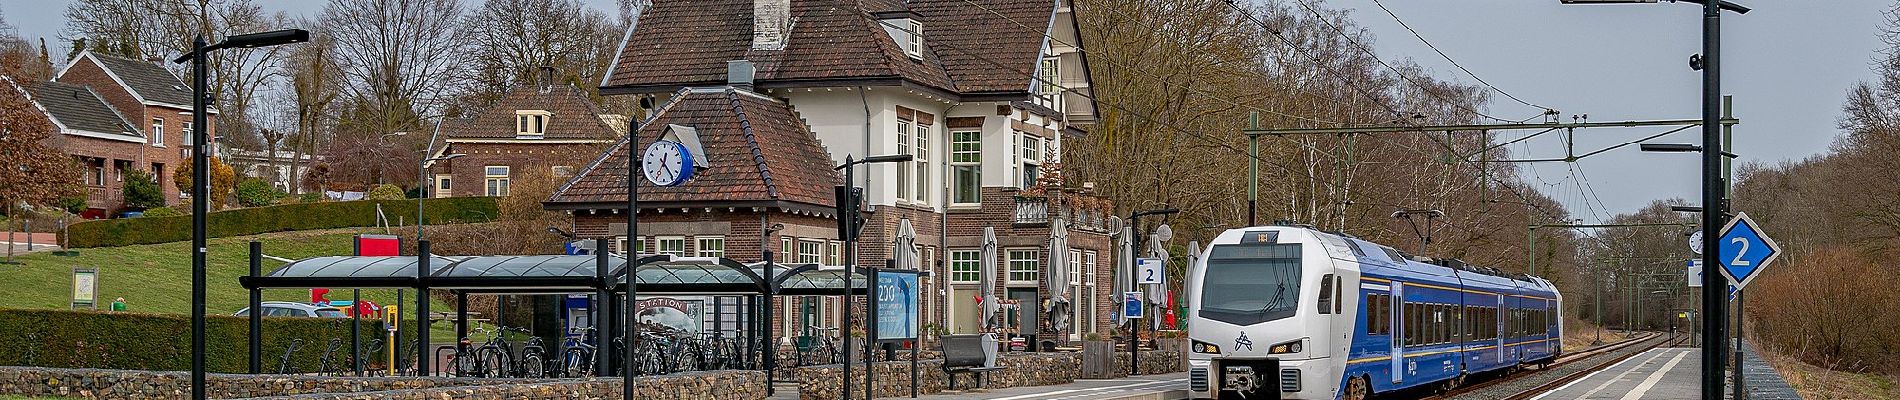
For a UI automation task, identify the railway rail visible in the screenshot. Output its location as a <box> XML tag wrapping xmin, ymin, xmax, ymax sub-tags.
<box><xmin>1418</xmin><ymin>331</ymin><xmax>1683</xmax><ymax>400</ymax></box>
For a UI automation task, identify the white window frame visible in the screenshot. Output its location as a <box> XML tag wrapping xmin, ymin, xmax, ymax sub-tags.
<box><xmin>615</xmin><ymin>236</ymin><xmax>646</xmax><ymax>255</ymax></box>
<box><xmin>697</xmin><ymin>237</ymin><xmax>726</xmax><ymax>258</ymax></box>
<box><xmin>515</xmin><ymin>110</ymin><xmax>549</xmax><ymax>138</ymax></box>
<box><xmin>904</xmin><ymin>19</ymin><xmax>924</xmax><ymax>59</ymax></box>
<box><xmin>799</xmin><ymin>239</ymin><xmax>824</xmax><ymax>264</ymax></box>
<box><xmin>433</xmin><ymin>175</ymin><xmax>452</xmax><ymax>198</ymax></box>
<box><xmin>484</xmin><ymin>166</ymin><xmax>511</xmax><ymax>196</ymax></box>
<box><xmin>656</xmin><ymin>236</ymin><xmax>686</xmax><ymax>257</ymax></box>
<box><xmin>949</xmin><ymin>250</ymin><xmax>980</xmax><ymax>284</ymax></box>
<box><xmin>827</xmin><ymin>241</ymin><xmax>842</xmax><ymax>265</ymax></box>
<box><xmin>781</xmin><ymin>237</ymin><xmax>794</xmax><ymax>261</ymax></box>
<box><xmin>897</xmin><ymin>118</ymin><xmax>912</xmax><ymax>202</ymax></box>
<box><xmin>150</xmin><ymin>118</ymin><xmax>164</xmax><ymax>146</ymax></box>
<box><xmin>950</xmin><ymin>130</ymin><xmax>982</xmax><ymax>205</ymax></box>
<box><xmin>1006</xmin><ymin>248</ymin><xmax>1039</xmax><ymax>284</ymax></box>
<box><xmin>182</xmin><ymin>121</ymin><xmax>193</xmax><ymax>146</ymax></box>
<box><xmin>1036</xmin><ymin>56</ymin><xmax>1061</xmax><ymax>109</ymax></box>
<box><xmin>1021</xmin><ymin>133</ymin><xmax>1042</xmax><ymax>188</ymax></box>
<box><xmin>913</xmin><ymin>120</ymin><xmax>930</xmax><ymax>205</ymax></box>
<box><xmin>1069</xmin><ymin>249</ymin><xmax>1082</xmax><ymax>286</ymax></box>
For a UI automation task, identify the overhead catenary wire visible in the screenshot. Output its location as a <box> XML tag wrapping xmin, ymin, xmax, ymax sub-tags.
<box><xmin>1368</xmin><ymin>0</ymin><xmax>1553</xmax><ymax>113</ymax></box>
<box><xmin>1283</xmin><ymin>0</ymin><xmax>1524</xmax><ymax>123</ymax></box>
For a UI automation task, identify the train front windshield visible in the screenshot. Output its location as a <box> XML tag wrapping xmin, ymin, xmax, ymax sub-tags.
<box><xmin>1198</xmin><ymin>244</ymin><xmax>1303</xmax><ymax>326</ymax></box>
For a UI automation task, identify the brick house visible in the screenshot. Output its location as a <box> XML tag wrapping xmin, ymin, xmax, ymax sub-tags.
<box><xmin>3</xmin><ymin>51</ymin><xmax>211</xmax><ymax>217</ymax></box>
<box><xmin>426</xmin><ymin>75</ymin><xmax>621</xmax><ymax>198</ymax></box>
<box><xmin>547</xmin><ymin>0</ymin><xmax>1117</xmax><ymax>344</ymax></box>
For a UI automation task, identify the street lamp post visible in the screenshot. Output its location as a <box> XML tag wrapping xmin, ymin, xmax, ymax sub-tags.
<box><xmin>174</xmin><ymin>28</ymin><xmax>308</xmax><ymax>400</ymax></box>
<box><xmin>415</xmin><ymin>118</ymin><xmax>462</xmax><ymax>240</ymax></box>
<box><xmin>1126</xmin><ymin>207</ymin><xmax>1178</xmax><ymax>376</ymax></box>
<box><xmin>832</xmin><ymin>154</ymin><xmax>913</xmax><ymax>400</ymax></box>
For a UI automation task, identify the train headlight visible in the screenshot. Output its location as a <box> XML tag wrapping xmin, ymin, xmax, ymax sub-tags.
<box><xmin>1192</xmin><ymin>340</ymin><xmax>1221</xmax><ymax>354</ymax></box>
<box><xmin>1268</xmin><ymin>339</ymin><xmax>1303</xmax><ymax>354</ymax></box>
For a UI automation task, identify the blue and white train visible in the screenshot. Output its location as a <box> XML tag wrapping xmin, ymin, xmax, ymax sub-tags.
<box><xmin>1185</xmin><ymin>225</ymin><xmax>1562</xmax><ymax>400</ymax></box>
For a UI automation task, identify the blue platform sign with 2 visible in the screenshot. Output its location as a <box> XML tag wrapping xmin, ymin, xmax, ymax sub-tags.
<box><xmin>1716</xmin><ymin>212</ymin><xmax>1781</xmax><ymax>290</ymax></box>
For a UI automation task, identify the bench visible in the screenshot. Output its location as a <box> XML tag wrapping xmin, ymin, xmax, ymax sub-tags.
<box><xmin>941</xmin><ymin>334</ymin><xmax>1004</xmax><ymax>391</ymax></box>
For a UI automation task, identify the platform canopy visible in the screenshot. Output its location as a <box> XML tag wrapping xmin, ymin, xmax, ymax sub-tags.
<box><xmin>241</xmin><ymin>254</ymin><xmax>876</xmax><ymax>296</ymax></box>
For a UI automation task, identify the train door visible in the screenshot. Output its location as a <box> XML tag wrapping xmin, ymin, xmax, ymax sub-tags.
<box><xmin>1389</xmin><ymin>282</ymin><xmax>1404</xmax><ymax>385</ymax></box>
<box><xmin>1495</xmin><ymin>294</ymin><xmax>1505</xmax><ymax>365</ymax></box>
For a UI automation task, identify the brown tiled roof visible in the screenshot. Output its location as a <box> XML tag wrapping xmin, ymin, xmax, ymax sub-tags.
<box><xmin>910</xmin><ymin>0</ymin><xmax>1050</xmax><ymax>93</ymax></box>
<box><xmin>445</xmin><ymin>84</ymin><xmax>619</xmax><ymax>140</ymax></box>
<box><xmin>604</xmin><ymin>0</ymin><xmax>1052</xmax><ymax>96</ymax></box>
<box><xmin>545</xmin><ymin>88</ymin><xmax>841</xmax><ymax>208</ymax></box>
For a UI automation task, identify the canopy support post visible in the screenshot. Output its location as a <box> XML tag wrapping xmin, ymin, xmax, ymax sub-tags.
<box><xmin>595</xmin><ymin>238</ymin><xmax>611</xmax><ymax>375</ymax></box>
<box><xmin>416</xmin><ymin>240</ymin><xmax>431</xmax><ymax>377</ymax></box>
<box><xmin>763</xmin><ymin>251</ymin><xmax>777</xmax><ymax>393</ymax></box>
<box><xmin>248</xmin><ymin>241</ymin><xmax>261</xmax><ymax>374</ymax></box>
<box><xmin>352</xmin><ymin>289</ymin><xmax>361</xmax><ymax>376</ymax></box>
<box><xmin>456</xmin><ymin>290</ymin><xmax>469</xmax><ymax>371</ymax></box>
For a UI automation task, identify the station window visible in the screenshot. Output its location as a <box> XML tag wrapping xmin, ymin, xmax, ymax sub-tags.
<box><xmin>657</xmin><ymin>236</ymin><xmax>685</xmax><ymax>256</ymax></box>
<box><xmin>696</xmin><ymin>237</ymin><xmax>725</xmax><ymax>258</ymax></box>
<box><xmin>949</xmin><ymin>250</ymin><xmax>980</xmax><ymax>283</ymax></box>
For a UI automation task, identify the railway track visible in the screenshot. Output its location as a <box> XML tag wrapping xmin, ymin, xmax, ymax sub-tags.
<box><xmin>1419</xmin><ymin>332</ymin><xmax>1681</xmax><ymax>400</ymax></box>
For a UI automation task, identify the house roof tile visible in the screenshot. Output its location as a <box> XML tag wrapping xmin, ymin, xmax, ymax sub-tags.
<box><xmin>545</xmin><ymin>87</ymin><xmax>840</xmax><ymax>208</ymax></box>
<box><xmin>29</xmin><ymin>80</ymin><xmax>140</xmax><ymax>139</ymax></box>
<box><xmin>445</xmin><ymin>83</ymin><xmax>619</xmax><ymax>140</ymax></box>
<box><xmin>86</xmin><ymin>52</ymin><xmax>195</xmax><ymax>107</ymax></box>
<box><xmin>604</xmin><ymin>0</ymin><xmax>1053</xmax><ymax>96</ymax></box>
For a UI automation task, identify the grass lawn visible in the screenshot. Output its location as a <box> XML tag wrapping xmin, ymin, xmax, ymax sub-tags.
<box><xmin>0</xmin><ymin>227</ymin><xmax>463</xmax><ymax>339</ymax></box>
<box><xmin>1757</xmin><ymin>345</ymin><xmax>1900</xmax><ymax>400</ymax></box>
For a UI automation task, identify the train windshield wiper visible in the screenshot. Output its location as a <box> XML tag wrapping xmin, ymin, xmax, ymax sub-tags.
<box><xmin>1261</xmin><ymin>281</ymin><xmax>1289</xmax><ymax>313</ymax></box>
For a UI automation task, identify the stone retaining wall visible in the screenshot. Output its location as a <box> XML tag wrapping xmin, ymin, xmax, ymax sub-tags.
<box><xmin>246</xmin><ymin>371</ymin><xmax>767</xmax><ymax>400</ymax></box>
<box><xmin>0</xmin><ymin>366</ymin><xmax>765</xmax><ymax>400</ymax></box>
<box><xmin>0</xmin><ymin>366</ymin><xmax>538</xmax><ymax>399</ymax></box>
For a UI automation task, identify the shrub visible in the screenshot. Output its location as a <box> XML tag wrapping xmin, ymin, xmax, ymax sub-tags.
<box><xmin>366</xmin><ymin>184</ymin><xmax>405</xmax><ymax>201</ymax></box>
<box><xmin>299</xmin><ymin>192</ymin><xmax>323</xmax><ymax>203</ymax></box>
<box><xmin>175</xmin><ymin>157</ymin><xmax>237</xmax><ymax>210</ymax></box>
<box><xmin>56</xmin><ymin>196</ymin><xmax>88</xmax><ymax>215</ymax></box>
<box><xmin>235</xmin><ymin>178</ymin><xmax>281</xmax><ymax>208</ymax></box>
<box><xmin>0</xmin><ymin>308</ymin><xmax>416</xmax><ymax>373</ymax></box>
<box><xmin>62</xmin><ymin>197</ymin><xmax>498</xmax><ymax>248</ymax></box>
<box><xmin>122</xmin><ymin>169</ymin><xmax>166</xmax><ymax>210</ymax></box>
<box><xmin>140</xmin><ymin>207</ymin><xmax>184</xmax><ymax>218</ymax></box>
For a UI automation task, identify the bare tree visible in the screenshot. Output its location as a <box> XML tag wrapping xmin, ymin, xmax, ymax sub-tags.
<box><xmin>318</xmin><ymin>0</ymin><xmax>466</xmax><ymax>187</ymax></box>
<box><xmin>453</xmin><ymin>0</ymin><xmax>619</xmax><ymax>111</ymax></box>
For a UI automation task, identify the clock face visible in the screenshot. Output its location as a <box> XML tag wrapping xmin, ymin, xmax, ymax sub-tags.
<box><xmin>641</xmin><ymin>140</ymin><xmax>694</xmax><ymax>186</ymax></box>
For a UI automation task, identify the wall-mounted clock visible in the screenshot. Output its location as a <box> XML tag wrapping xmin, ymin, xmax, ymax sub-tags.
<box><xmin>641</xmin><ymin>140</ymin><xmax>695</xmax><ymax>186</ymax></box>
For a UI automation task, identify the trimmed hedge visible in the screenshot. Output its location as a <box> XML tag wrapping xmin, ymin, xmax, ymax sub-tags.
<box><xmin>64</xmin><ymin>198</ymin><xmax>498</xmax><ymax>248</ymax></box>
<box><xmin>0</xmin><ymin>308</ymin><xmax>418</xmax><ymax>374</ymax></box>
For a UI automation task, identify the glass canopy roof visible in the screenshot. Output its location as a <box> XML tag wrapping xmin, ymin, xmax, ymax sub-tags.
<box><xmin>245</xmin><ymin>255</ymin><xmax>882</xmax><ymax>295</ymax></box>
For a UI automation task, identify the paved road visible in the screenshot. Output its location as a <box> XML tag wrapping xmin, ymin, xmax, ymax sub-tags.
<box><xmin>1530</xmin><ymin>348</ymin><xmax>1700</xmax><ymax>400</ymax></box>
<box><xmin>915</xmin><ymin>373</ymin><xmax>1188</xmax><ymax>400</ymax></box>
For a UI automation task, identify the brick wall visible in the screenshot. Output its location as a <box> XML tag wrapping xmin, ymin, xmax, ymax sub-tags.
<box><xmin>51</xmin><ymin>56</ymin><xmax>199</xmax><ymax>211</ymax></box>
<box><xmin>433</xmin><ymin>142</ymin><xmax>606</xmax><ymax>198</ymax></box>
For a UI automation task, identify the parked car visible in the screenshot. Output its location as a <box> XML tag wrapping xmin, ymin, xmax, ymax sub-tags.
<box><xmin>234</xmin><ymin>301</ymin><xmax>348</xmax><ymax>318</ymax></box>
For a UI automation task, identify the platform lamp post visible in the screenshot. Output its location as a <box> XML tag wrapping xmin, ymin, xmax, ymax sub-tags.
<box><xmin>831</xmin><ymin>153</ymin><xmax>912</xmax><ymax>400</ymax></box>
<box><xmin>173</xmin><ymin>28</ymin><xmax>308</xmax><ymax>400</ymax></box>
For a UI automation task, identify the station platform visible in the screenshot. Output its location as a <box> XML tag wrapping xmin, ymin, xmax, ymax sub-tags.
<box><xmin>1531</xmin><ymin>344</ymin><xmax>1803</xmax><ymax>400</ymax></box>
<box><xmin>1533</xmin><ymin>347</ymin><xmax>1702</xmax><ymax>400</ymax></box>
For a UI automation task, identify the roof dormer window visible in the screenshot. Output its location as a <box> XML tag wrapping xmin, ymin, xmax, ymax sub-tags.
<box><xmin>905</xmin><ymin>20</ymin><xmax>924</xmax><ymax>59</ymax></box>
<box><xmin>516</xmin><ymin>110</ymin><xmax>549</xmax><ymax>139</ymax></box>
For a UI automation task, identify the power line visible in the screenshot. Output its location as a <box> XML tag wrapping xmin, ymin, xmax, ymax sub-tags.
<box><xmin>1282</xmin><ymin>0</ymin><xmax>1521</xmax><ymax>123</ymax></box>
<box><xmin>1368</xmin><ymin>0</ymin><xmax>1554</xmax><ymax>113</ymax></box>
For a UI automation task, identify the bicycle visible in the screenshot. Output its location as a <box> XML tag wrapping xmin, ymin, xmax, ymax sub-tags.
<box><xmin>797</xmin><ymin>326</ymin><xmax>840</xmax><ymax>366</ymax></box>
<box><xmin>519</xmin><ymin>334</ymin><xmax>548</xmax><ymax>378</ymax></box>
<box><xmin>562</xmin><ymin>327</ymin><xmax>599</xmax><ymax>378</ymax></box>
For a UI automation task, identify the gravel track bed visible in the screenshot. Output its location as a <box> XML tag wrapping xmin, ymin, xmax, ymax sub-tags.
<box><xmin>1441</xmin><ymin>335</ymin><xmax>1669</xmax><ymax>400</ymax></box>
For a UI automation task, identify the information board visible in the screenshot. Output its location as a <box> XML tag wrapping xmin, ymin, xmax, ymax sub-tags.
<box><xmin>875</xmin><ymin>271</ymin><xmax>921</xmax><ymax>340</ymax></box>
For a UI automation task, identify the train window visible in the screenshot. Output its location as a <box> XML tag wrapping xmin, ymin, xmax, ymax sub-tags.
<box><xmin>1367</xmin><ymin>294</ymin><xmax>1390</xmax><ymax>335</ymax></box>
<box><xmin>1334</xmin><ymin>276</ymin><xmax>1343</xmax><ymax>314</ymax></box>
<box><xmin>1404</xmin><ymin>302</ymin><xmax>1417</xmax><ymax>346</ymax></box>
<box><xmin>1317</xmin><ymin>274</ymin><xmax>1335</xmax><ymax>314</ymax></box>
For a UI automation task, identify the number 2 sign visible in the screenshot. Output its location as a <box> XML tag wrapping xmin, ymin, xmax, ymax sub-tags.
<box><xmin>1136</xmin><ymin>258</ymin><xmax>1165</xmax><ymax>285</ymax></box>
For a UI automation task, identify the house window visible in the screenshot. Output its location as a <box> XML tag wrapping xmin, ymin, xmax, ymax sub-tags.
<box><xmin>434</xmin><ymin>175</ymin><xmax>451</xmax><ymax>198</ymax></box>
<box><xmin>516</xmin><ymin>111</ymin><xmax>549</xmax><ymax>138</ymax></box>
<box><xmin>913</xmin><ymin>119</ymin><xmax>930</xmax><ymax>203</ymax></box>
<box><xmin>1021</xmin><ymin>134</ymin><xmax>1042</xmax><ymax>188</ymax></box>
<box><xmin>182</xmin><ymin>121</ymin><xmax>193</xmax><ymax>145</ymax></box>
<box><xmin>696</xmin><ymin>237</ymin><xmax>725</xmax><ymax>258</ymax></box>
<box><xmin>827</xmin><ymin>241</ymin><xmax>842</xmax><ymax>265</ymax></box>
<box><xmin>950</xmin><ymin>131</ymin><xmax>981</xmax><ymax>204</ymax></box>
<box><xmin>657</xmin><ymin>236</ymin><xmax>686</xmax><ymax>257</ymax></box>
<box><xmin>799</xmin><ymin>240</ymin><xmax>824</xmax><ymax>264</ymax></box>
<box><xmin>949</xmin><ymin>250</ymin><xmax>980</xmax><ymax>283</ymax></box>
<box><xmin>904</xmin><ymin>20</ymin><xmax>924</xmax><ymax>58</ymax></box>
<box><xmin>781</xmin><ymin>237</ymin><xmax>794</xmax><ymax>261</ymax></box>
<box><xmin>1036</xmin><ymin>56</ymin><xmax>1061</xmax><ymax>109</ymax></box>
<box><xmin>552</xmin><ymin>165</ymin><xmax>575</xmax><ymax>178</ymax></box>
<box><xmin>1006</xmin><ymin>249</ymin><xmax>1039</xmax><ymax>284</ymax></box>
<box><xmin>150</xmin><ymin>118</ymin><xmax>164</xmax><ymax>146</ymax></box>
<box><xmin>614</xmin><ymin>236</ymin><xmax>645</xmax><ymax>255</ymax></box>
<box><xmin>484</xmin><ymin>166</ymin><xmax>510</xmax><ymax>196</ymax></box>
<box><xmin>1069</xmin><ymin>250</ymin><xmax>1082</xmax><ymax>286</ymax></box>
<box><xmin>897</xmin><ymin>118</ymin><xmax>912</xmax><ymax>202</ymax></box>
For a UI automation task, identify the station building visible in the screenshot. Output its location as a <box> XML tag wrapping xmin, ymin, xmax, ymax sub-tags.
<box><xmin>545</xmin><ymin>0</ymin><xmax>1118</xmax><ymax>344</ymax></box>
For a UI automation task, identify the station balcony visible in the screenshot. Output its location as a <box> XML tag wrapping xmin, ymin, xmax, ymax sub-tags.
<box><xmin>1011</xmin><ymin>188</ymin><xmax>1115</xmax><ymax>232</ymax></box>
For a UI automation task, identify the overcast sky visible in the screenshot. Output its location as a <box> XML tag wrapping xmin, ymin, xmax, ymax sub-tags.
<box><xmin>6</xmin><ymin>0</ymin><xmax>1886</xmax><ymax>224</ymax></box>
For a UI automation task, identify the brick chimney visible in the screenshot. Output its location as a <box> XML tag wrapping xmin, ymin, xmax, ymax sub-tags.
<box><xmin>752</xmin><ymin>0</ymin><xmax>791</xmax><ymax>50</ymax></box>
